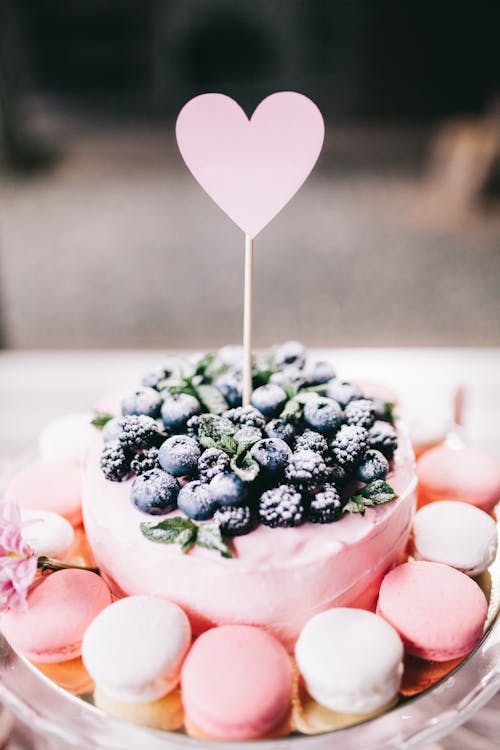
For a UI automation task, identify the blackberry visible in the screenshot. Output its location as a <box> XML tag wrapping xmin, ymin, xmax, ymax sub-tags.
<box><xmin>100</xmin><ymin>442</ymin><xmax>132</xmax><ymax>482</ymax></box>
<box><xmin>251</xmin><ymin>384</ymin><xmax>287</xmax><ymax>418</ymax></box>
<box><xmin>285</xmin><ymin>449</ymin><xmax>328</xmax><ymax>484</ymax></box>
<box><xmin>198</xmin><ymin>448</ymin><xmax>230</xmax><ymax>482</ymax></box>
<box><xmin>214</xmin><ymin>505</ymin><xmax>253</xmax><ymax>536</ymax></box>
<box><xmin>331</xmin><ymin>425</ymin><xmax>368</xmax><ymax>467</ymax></box>
<box><xmin>368</xmin><ymin>421</ymin><xmax>398</xmax><ymax>458</ymax></box>
<box><xmin>326</xmin><ymin>380</ymin><xmax>362</xmax><ymax>409</ymax></box>
<box><xmin>273</xmin><ymin>341</ymin><xmax>306</xmax><ymax>370</ymax></box>
<box><xmin>264</xmin><ymin>418</ymin><xmax>296</xmax><ymax>445</ymax></box>
<box><xmin>224</xmin><ymin>405</ymin><xmax>266</xmax><ymax>430</ymax></box>
<box><xmin>327</xmin><ymin>459</ymin><xmax>350</xmax><ymax>485</ymax></box>
<box><xmin>344</xmin><ymin>399</ymin><xmax>376</xmax><ymax>430</ymax></box>
<box><xmin>130</xmin><ymin>447</ymin><xmax>160</xmax><ymax>476</ymax></box>
<box><xmin>234</xmin><ymin>425</ymin><xmax>263</xmax><ymax>445</ymax></box>
<box><xmin>295</xmin><ymin>429</ymin><xmax>328</xmax><ymax>455</ymax></box>
<box><xmin>131</xmin><ymin>469</ymin><xmax>179</xmax><ymax>515</ymax></box>
<box><xmin>117</xmin><ymin>415</ymin><xmax>163</xmax><ymax>450</ymax></box>
<box><xmin>259</xmin><ymin>484</ymin><xmax>304</xmax><ymax>528</ymax></box>
<box><xmin>306</xmin><ymin>484</ymin><xmax>343</xmax><ymax>523</ymax></box>
<box><xmin>186</xmin><ymin>414</ymin><xmax>200</xmax><ymax>437</ymax></box>
<box><xmin>357</xmin><ymin>449</ymin><xmax>389</xmax><ymax>483</ymax></box>
<box><xmin>121</xmin><ymin>387</ymin><xmax>163</xmax><ymax>419</ymax></box>
<box><xmin>303</xmin><ymin>397</ymin><xmax>343</xmax><ymax>434</ymax></box>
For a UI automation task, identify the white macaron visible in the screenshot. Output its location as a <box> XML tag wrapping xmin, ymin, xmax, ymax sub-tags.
<box><xmin>82</xmin><ymin>595</ymin><xmax>191</xmax><ymax>703</ymax></box>
<box><xmin>295</xmin><ymin>608</ymin><xmax>403</xmax><ymax>714</ymax></box>
<box><xmin>413</xmin><ymin>501</ymin><xmax>498</xmax><ymax>576</ymax></box>
<box><xmin>21</xmin><ymin>510</ymin><xmax>75</xmax><ymax>558</ymax></box>
<box><xmin>39</xmin><ymin>413</ymin><xmax>95</xmax><ymax>464</ymax></box>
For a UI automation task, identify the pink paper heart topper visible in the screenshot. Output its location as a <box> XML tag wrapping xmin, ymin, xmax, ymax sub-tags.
<box><xmin>176</xmin><ymin>92</ymin><xmax>325</xmax><ymax>238</ymax></box>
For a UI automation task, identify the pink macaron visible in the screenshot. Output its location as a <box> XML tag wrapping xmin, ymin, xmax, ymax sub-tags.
<box><xmin>377</xmin><ymin>561</ymin><xmax>488</xmax><ymax>662</ymax></box>
<box><xmin>181</xmin><ymin>625</ymin><xmax>293</xmax><ymax>739</ymax></box>
<box><xmin>1</xmin><ymin>569</ymin><xmax>112</xmax><ymax>663</ymax></box>
<box><xmin>4</xmin><ymin>460</ymin><xmax>83</xmax><ymax>526</ymax></box>
<box><xmin>417</xmin><ymin>443</ymin><xmax>500</xmax><ymax>512</ymax></box>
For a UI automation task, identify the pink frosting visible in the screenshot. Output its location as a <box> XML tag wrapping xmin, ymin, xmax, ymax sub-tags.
<box><xmin>82</xmin><ymin>425</ymin><xmax>416</xmax><ymax>650</ymax></box>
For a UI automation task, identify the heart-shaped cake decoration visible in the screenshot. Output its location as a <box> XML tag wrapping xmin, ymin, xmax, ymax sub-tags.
<box><xmin>176</xmin><ymin>92</ymin><xmax>325</xmax><ymax>238</ymax></box>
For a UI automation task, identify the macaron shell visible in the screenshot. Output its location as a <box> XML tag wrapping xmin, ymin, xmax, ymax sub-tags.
<box><xmin>5</xmin><ymin>460</ymin><xmax>83</xmax><ymax>526</ymax></box>
<box><xmin>39</xmin><ymin>413</ymin><xmax>95</xmax><ymax>464</ymax></box>
<box><xmin>181</xmin><ymin>625</ymin><xmax>293</xmax><ymax>740</ymax></box>
<box><xmin>377</xmin><ymin>561</ymin><xmax>488</xmax><ymax>661</ymax></box>
<box><xmin>34</xmin><ymin>657</ymin><xmax>94</xmax><ymax>695</ymax></box>
<box><xmin>21</xmin><ymin>510</ymin><xmax>75</xmax><ymax>559</ymax></box>
<box><xmin>94</xmin><ymin>686</ymin><xmax>184</xmax><ymax>731</ymax></box>
<box><xmin>1</xmin><ymin>569</ymin><xmax>112</xmax><ymax>663</ymax></box>
<box><xmin>417</xmin><ymin>444</ymin><xmax>500</xmax><ymax>512</ymax></box>
<box><xmin>412</xmin><ymin>501</ymin><xmax>498</xmax><ymax>576</ymax></box>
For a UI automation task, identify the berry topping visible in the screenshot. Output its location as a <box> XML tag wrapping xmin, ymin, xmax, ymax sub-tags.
<box><xmin>158</xmin><ymin>435</ymin><xmax>201</xmax><ymax>477</ymax></box>
<box><xmin>331</xmin><ymin>425</ymin><xmax>369</xmax><ymax>467</ymax></box>
<box><xmin>214</xmin><ymin>505</ymin><xmax>253</xmax><ymax>536</ymax></box>
<box><xmin>356</xmin><ymin>449</ymin><xmax>390</xmax><ymax>483</ymax></box>
<box><xmin>285</xmin><ymin>449</ymin><xmax>328</xmax><ymax>484</ymax></box>
<box><xmin>306</xmin><ymin>483</ymin><xmax>343</xmax><ymax>523</ymax></box>
<box><xmin>368</xmin><ymin>421</ymin><xmax>398</xmax><ymax>458</ymax></box>
<box><xmin>250</xmin><ymin>438</ymin><xmax>292</xmax><ymax>477</ymax></box>
<box><xmin>130</xmin><ymin>447</ymin><xmax>160</xmax><ymax>476</ymax></box>
<box><xmin>214</xmin><ymin>372</ymin><xmax>242</xmax><ymax>408</ymax></box>
<box><xmin>250</xmin><ymin>384</ymin><xmax>287</xmax><ymax>418</ymax></box>
<box><xmin>102</xmin><ymin>416</ymin><xmax>122</xmax><ymax>444</ymax></box>
<box><xmin>233</xmin><ymin>425</ymin><xmax>263</xmax><ymax>445</ymax></box>
<box><xmin>130</xmin><ymin>469</ymin><xmax>179</xmax><ymax>515</ymax></box>
<box><xmin>186</xmin><ymin>414</ymin><xmax>201</xmax><ymax>437</ymax></box>
<box><xmin>117</xmin><ymin>415</ymin><xmax>163</xmax><ymax>450</ymax></box>
<box><xmin>264</xmin><ymin>418</ymin><xmax>296</xmax><ymax>445</ymax></box>
<box><xmin>224</xmin><ymin>405</ymin><xmax>266</xmax><ymax>430</ymax></box>
<box><xmin>100</xmin><ymin>442</ymin><xmax>132</xmax><ymax>482</ymax></box>
<box><xmin>269</xmin><ymin>367</ymin><xmax>306</xmax><ymax>390</ymax></box>
<box><xmin>177</xmin><ymin>480</ymin><xmax>216</xmax><ymax>520</ymax></box>
<box><xmin>303</xmin><ymin>397</ymin><xmax>343</xmax><ymax>434</ymax></box>
<box><xmin>344</xmin><ymin>399</ymin><xmax>376</xmax><ymax>429</ymax></box>
<box><xmin>208</xmin><ymin>472</ymin><xmax>248</xmax><ymax>507</ymax></box>
<box><xmin>215</xmin><ymin>345</ymin><xmax>244</xmax><ymax>368</ymax></box>
<box><xmin>326</xmin><ymin>380</ymin><xmax>362</xmax><ymax>409</ymax></box>
<box><xmin>198</xmin><ymin>448</ymin><xmax>230</xmax><ymax>483</ymax></box>
<box><xmin>259</xmin><ymin>484</ymin><xmax>304</xmax><ymax>528</ymax></box>
<box><xmin>121</xmin><ymin>387</ymin><xmax>163</xmax><ymax>419</ymax></box>
<box><xmin>273</xmin><ymin>340</ymin><xmax>306</xmax><ymax>370</ymax></box>
<box><xmin>161</xmin><ymin>393</ymin><xmax>201</xmax><ymax>431</ymax></box>
<box><xmin>303</xmin><ymin>360</ymin><xmax>336</xmax><ymax>386</ymax></box>
<box><xmin>295</xmin><ymin>429</ymin><xmax>328</xmax><ymax>454</ymax></box>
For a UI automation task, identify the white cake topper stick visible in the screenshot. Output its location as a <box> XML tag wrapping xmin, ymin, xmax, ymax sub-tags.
<box><xmin>175</xmin><ymin>92</ymin><xmax>324</xmax><ymax>404</ymax></box>
<box><xmin>242</xmin><ymin>234</ymin><xmax>254</xmax><ymax>406</ymax></box>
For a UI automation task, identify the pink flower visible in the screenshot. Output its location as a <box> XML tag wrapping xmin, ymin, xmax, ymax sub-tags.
<box><xmin>0</xmin><ymin>501</ymin><xmax>37</xmax><ymax>613</ymax></box>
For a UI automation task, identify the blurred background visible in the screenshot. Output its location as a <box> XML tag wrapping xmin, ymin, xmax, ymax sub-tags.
<box><xmin>0</xmin><ymin>0</ymin><xmax>499</xmax><ymax>350</ymax></box>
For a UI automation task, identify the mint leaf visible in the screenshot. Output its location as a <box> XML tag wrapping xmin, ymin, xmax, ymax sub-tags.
<box><xmin>343</xmin><ymin>481</ymin><xmax>398</xmax><ymax>516</ymax></box>
<box><xmin>195</xmin><ymin>384</ymin><xmax>228</xmax><ymax>415</ymax></box>
<box><xmin>196</xmin><ymin>523</ymin><xmax>233</xmax><ymax>558</ymax></box>
<box><xmin>253</xmin><ymin>368</ymin><xmax>275</xmax><ymax>387</ymax></box>
<box><xmin>282</xmin><ymin>381</ymin><xmax>299</xmax><ymax>400</ymax></box>
<box><xmin>230</xmin><ymin>450</ymin><xmax>260</xmax><ymax>482</ymax></box>
<box><xmin>280</xmin><ymin>396</ymin><xmax>304</xmax><ymax>423</ymax></box>
<box><xmin>384</xmin><ymin>402</ymin><xmax>395</xmax><ymax>424</ymax></box>
<box><xmin>198</xmin><ymin>414</ymin><xmax>237</xmax><ymax>454</ymax></box>
<box><xmin>91</xmin><ymin>412</ymin><xmax>115</xmax><ymax>428</ymax></box>
<box><xmin>193</xmin><ymin>352</ymin><xmax>216</xmax><ymax>378</ymax></box>
<box><xmin>140</xmin><ymin>517</ymin><xmax>197</xmax><ymax>550</ymax></box>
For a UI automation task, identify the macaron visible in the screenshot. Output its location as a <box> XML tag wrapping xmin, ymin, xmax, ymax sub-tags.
<box><xmin>1</xmin><ymin>569</ymin><xmax>112</xmax><ymax>663</ymax></box>
<box><xmin>82</xmin><ymin>595</ymin><xmax>191</xmax><ymax>704</ymax></box>
<box><xmin>377</xmin><ymin>561</ymin><xmax>488</xmax><ymax>661</ymax></box>
<box><xmin>417</xmin><ymin>443</ymin><xmax>500</xmax><ymax>512</ymax></box>
<box><xmin>4</xmin><ymin>460</ymin><xmax>83</xmax><ymax>526</ymax></box>
<box><xmin>21</xmin><ymin>510</ymin><xmax>75</xmax><ymax>559</ymax></box>
<box><xmin>93</xmin><ymin>687</ymin><xmax>184</xmax><ymax>731</ymax></box>
<box><xmin>181</xmin><ymin>625</ymin><xmax>293</xmax><ymax>740</ymax></box>
<box><xmin>39</xmin><ymin>413</ymin><xmax>95</xmax><ymax>464</ymax></box>
<box><xmin>412</xmin><ymin>501</ymin><xmax>498</xmax><ymax>576</ymax></box>
<box><xmin>295</xmin><ymin>608</ymin><xmax>404</xmax><ymax>715</ymax></box>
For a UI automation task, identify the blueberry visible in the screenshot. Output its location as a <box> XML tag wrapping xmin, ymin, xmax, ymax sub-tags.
<box><xmin>264</xmin><ymin>419</ymin><xmax>296</xmax><ymax>445</ymax></box>
<box><xmin>121</xmin><ymin>387</ymin><xmax>163</xmax><ymax>418</ymax></box>
<box><xmin>368</xmin><ymin>421</ymin><xmax>398</xmax><ymax>458</ymax></box>
<box><xmin>102</xmin><ymin>417</ymin><xmax>122</xmax><ymax>444</ymax></box>
<box><xmin>158</xmin><ymin>435</ymin><xmax>201</xmax><ymax>477</ymax></box>
<box><xmin>214</xmin><ymin>371</ymin><xmax>242</xmax><ymax>408</ymax></box>
<box><xmin>208</xmin><ymin>473</ymin><xmax>248</xmax><ymax>507</ymax></box>
<box><xmin>356</xmin><ymin>449</ymin><xmax>389</xmax><ymax>483</ymax></box>
<box><xmin>216</xmin><ymin>345</ymin><xmax>244</xmax><ymax>368</ymax></box>
<box><xmin>269</xmin><ymin>367</ymin><xmax>306</xmax><ymax>390</ymax></box>
<box><xmin>303</xmin><ymin>360</ymin><xmax>336</xmax><ymax>386</ymax></box>
<box><xmin>250</xmin><ymin>384</ymin><xmax>287</xmax><ymax>418</ymax></box>
<box><xmin>326</xmin><ymin>380</ymin><xmax>362</xmax><ymax>409</ymax></box>
<box><xmin>274</xmin><ymin>341</ymin><xmax>306</xmax><ymax>370</ymax></box>
<box><xmin>161</xmin><ymin>393</ymin><xmax>201</xmax><ymax>430</ymax></box>
<box><xmin>250</xmin><ymin>438</ymin><xmax>292</xmax><ymax>477</ymax></box>
<box><xmin>303</xmin><ymin>397</ymin><xmax>342</xmax><ymax>434</ymax></box>
<box><xmin>178</xmin><ymin>481</ymin><xmax>216</xmax><ymax>520</ymax></box>
<box><xmin>131</xmin><ymin>469</ymin><xmax>179</xmax><ymax>515</ymax></box>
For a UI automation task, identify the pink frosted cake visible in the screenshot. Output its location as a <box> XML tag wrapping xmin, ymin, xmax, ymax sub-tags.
<box><xmin>82</xmin><ymin>342</ymin><xmax>416</xmax><ymax>649</ymax></box>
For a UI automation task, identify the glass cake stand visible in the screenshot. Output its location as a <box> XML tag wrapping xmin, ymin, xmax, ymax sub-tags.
<box><xmin>0</xmin><ymin>614</ymin><xmax>499</xmax><ymax>750</ymax></box>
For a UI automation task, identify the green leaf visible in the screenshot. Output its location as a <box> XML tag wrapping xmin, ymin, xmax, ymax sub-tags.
<box><xmin>280</xmin><ymin>396</ymin><xmax>304</xmax><ymax>423</ymax></box>
<box><xmin>91</xmin><ymin>412</ymin><xmax>115</xmax><ymax>428</ymax></box>
<box><xmin>230</xmin><ymin>451</ymin><xmax>260</xmax><ymax>482</ymax></box>
<box><xmin>252</xmin><ymin>368</ymin><xmax>275</xmax><ymax>387</ymax></box>
<box><xmin>282</xmin><ymin>381</ymin><xmax>299</xmax><ymax>400</ymax></box>
<box><xmin>198</xmin><ymin>414</ymin><xmax>237</xmax><ymax>454</ymax></box>
<box><xmin>343</xmin><ymin>481</ymin><xmax>398</xmax><ymax>516</ymax></box>
<box><xmin>384</xmin><ymin>402</ymin><xmax>395</xmax><ymax>424</ymax></box>
<box><xmin>302</xmin><ymin>384</ymin><xmax>329</xmax><ymax>396</ymax></box>
<box><xmin>196</xmin><ymin>523</ymin><xmax>233</xmax><ymax>558</ymax></box>
<box><xmin>140</xmin><ymin>517</ymin><xmax>198</xmax><ymax>548</ymax></box>
<box><xmin>195</xmin><ymin>384</ymin><xmax>228</xmax><ymax>415</ymax></box>
<box><xmin>193</xmin><ymin>352</ymin><xmax>216</xmax><ymax>378</ymax></box>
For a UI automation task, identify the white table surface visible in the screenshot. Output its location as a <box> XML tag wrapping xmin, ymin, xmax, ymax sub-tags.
<box><xmin>0</xmin><ymin>347</ymin><xmax>499</xmax><ymax>749</ymax></box>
